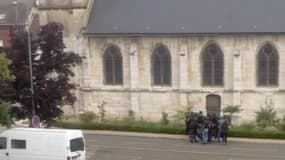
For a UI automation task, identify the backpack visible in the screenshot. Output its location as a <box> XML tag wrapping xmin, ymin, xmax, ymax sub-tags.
<box><xmin>189</xmin><ymin>116</ymin><xmax>197</xmax><ymax>129</ymax></box>
<box><xmin>204</xmin><ymin>119</ymin><xmax>210</xmax><ymax>128</ymax></box>
<box><xmin>222</xmin><ymin>121</ymin><xmax>229</xmax><ymax>129</ymax></box>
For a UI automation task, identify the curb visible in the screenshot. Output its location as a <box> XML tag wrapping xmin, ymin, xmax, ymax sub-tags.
<box><xmin>83</xmin><ymin>130</ymin><xmax>285</xmax><ymax>144</ymax></box>
<box><xmin>84</xmin><ymin>130</ymin><xmax>186</xmax><ymax>139</ymax></box>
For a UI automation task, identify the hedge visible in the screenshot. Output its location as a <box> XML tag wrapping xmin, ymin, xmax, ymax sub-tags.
<box><xmin>54</xmin><ymin>120</ymin><xmax>285</xmax><ymax>140</ymax></box>
<box><xmin>229</xmin><ymin>129</ymin><xmax>285</xmax><ymax>139</ymax></box>
<box><xmin>55</xmin><ymin>120</ymin><xmax>185</xmax><ymax>134</ymax></box>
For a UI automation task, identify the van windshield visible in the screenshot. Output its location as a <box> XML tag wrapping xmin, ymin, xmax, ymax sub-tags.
<box><xmin>70</xmin><ymin>137</ymin><xmax>85</xmax><ymax>152</ymax></box>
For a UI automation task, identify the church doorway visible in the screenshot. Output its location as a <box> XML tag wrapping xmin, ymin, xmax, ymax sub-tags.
<box><xmin>206</xmin><ymin>95</ymin><xmax>221</xmax><ymax>116</ymax></box>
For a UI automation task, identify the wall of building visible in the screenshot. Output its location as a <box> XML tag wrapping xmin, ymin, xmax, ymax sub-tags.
<box><xmin>37</xmin><ymin>0</ymin><xmax>89</xmax><ymax>51</ymax></box>
<box><xmin>0</xmin><ymin>26</ymin><xmax>11</xmax><ymax>47</ymax></box>
<box><xmin>78</xmin><ymin>34</ymin><xmax>285</xmax><ymax>122</ymax></box>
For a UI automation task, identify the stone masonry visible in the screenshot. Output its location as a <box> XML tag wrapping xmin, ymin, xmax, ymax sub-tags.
<box><xmin>78</xmin><ymin>35</ymin><xmax>285</xmax><ymax>123</ymax></box>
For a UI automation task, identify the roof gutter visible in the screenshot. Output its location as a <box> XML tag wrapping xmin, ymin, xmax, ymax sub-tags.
<box><xmin>82</xmin><ymin>0</ymin><xmax>95</xmax><ymax>30</ymax></box>
<box><xmin>0</xmin><ymin>23</ymin><xmax>26</xmax><ymax>27</ymax></box>
<box><xmin>82</xmin><ymin>32</ymin><xmax>285</xmax><ymax>37</ymax></box>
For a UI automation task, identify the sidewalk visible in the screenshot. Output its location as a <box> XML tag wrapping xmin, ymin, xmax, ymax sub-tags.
<box><xmin>83</xmin><ymin>130</ymin><xmax>285</xmax><ymax>144</ymax></box>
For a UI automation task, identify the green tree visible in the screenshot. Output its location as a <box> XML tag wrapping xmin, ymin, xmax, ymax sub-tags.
<box><xmin>0</xmin><ymin>52</ymin><xmax>14</xmax><ymax>81</ymax></box>
<box><xmin>0</xmin><ymin>52</ymin><xmax>14</xmax><ymax>127</ymax></box>
<box><xmin>0</xmin><ymin>22</ymin><xmax>83</xmax><ymax>126</ymax></box>
<box><xmin>0</xmin><ymin>101</ymin><xmax>12</xmax><ymax>127</ymax></box>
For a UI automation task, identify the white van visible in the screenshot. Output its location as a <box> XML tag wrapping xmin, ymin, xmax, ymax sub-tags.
<box><xmin>0</xmin><ymin>128</ymin><xmax>86</xmax><ymax>160</ymax></box>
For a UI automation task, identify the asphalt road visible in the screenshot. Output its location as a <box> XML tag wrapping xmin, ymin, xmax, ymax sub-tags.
<box><xmin>85</xmin><ymin>134</ymin><xmax>285</xmax><ymax>160</ymax></box>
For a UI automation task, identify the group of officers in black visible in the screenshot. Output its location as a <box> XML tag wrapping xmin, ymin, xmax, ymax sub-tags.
<box><xmin>186</xmin><ymin>111</ymin><xmax>229</xmax><ymax>144</ymax></box>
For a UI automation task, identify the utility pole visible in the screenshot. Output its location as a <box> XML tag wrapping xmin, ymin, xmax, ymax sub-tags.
<box><xmin>13</xmin><ymin>1</ymin><xmax>18</xmax><ymax>26</ymax></box>
<box><xmin>13</xmin><ymin>1</ymin><xmax>35</xmax><ymax>117</ymax></box>
<box><xmin>27</xmin><ymin>18</ymin><xmax>35</xmax><ymax>116</ymax></box>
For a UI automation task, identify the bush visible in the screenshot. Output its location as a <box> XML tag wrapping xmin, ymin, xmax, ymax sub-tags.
<box><xmin>261</xmin><ymin>126</ymin><xmax>279</xmax><ymax>132</ymax></box>
<box><xmin>233</xmin><ymin>123</ymin><xmax>256</xmax><ymax>131</ymax></box>
<box><xmin>258</xmin><ymin>120</ymin><xmax>275</xmax><ymax>128</ymax></box>
<box><xmin>277</xmin><ymin>116</ymin><xmax>285</xmax><ymax>131</ymax></box>
<box><xmin>0</xmin><ymin>101</ymin><xmax>12</xmax><ymax>127</ymax></box>
<box><xmin>256</xmin><ymin>99</ymin><xmax>278</xmax><ymax>128</ymax></box>
<box><xmin>280</xmin><ymin>123</ymin><xmax>285</xmax><ymax>131</ymax></box>
<box><xmin>161</xmin><ymin>112</ymin><xmax>169</xmax><ymax>125</ymax></box>
<box><xmin>173</xmin><ymin>105</ymin><xmax>193</xmax><ymax>123</ymax></box>
<box><xmin>229</xmin><ymin>129</ymin><xmax>285</xmax><ymax>139</ymax></box>
<box><xmin>97</xmin><ymin>101</ymin><xmax>106</xmax><ymax>122</ymax></box>
<box><xmin>128</xmin><ymin>109</ymin><xmax>135</xmax><ymax>121</ymax></box>
<box><xmin>55</xmin><ymin>119</ymin><xmax>185</xmax><ymax>134</ymax></box>
<box><xmin>79</xmin><ymin>111</ymin><xmax>97</xmax><ymax>123</ymax></box>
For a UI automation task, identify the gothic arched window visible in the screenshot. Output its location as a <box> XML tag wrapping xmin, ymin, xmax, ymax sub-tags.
<box><xmin>151</xmin><ymin>44</ymin><xmax>171</xmax><ymax>86</ymax></box>
<box><xmin>257</xmin><ymin>43</ymin><xmax>279</xmax><ymax>86</ymax></box>
<box><xmin>103</xmin><ymin>45</ymin><xmax>123</xmax><ymax>85</ymax></box>
<box><xmin>202</xmin><ymin>43</ymin><xmax>224</xmax><ymax>86</ymax></box>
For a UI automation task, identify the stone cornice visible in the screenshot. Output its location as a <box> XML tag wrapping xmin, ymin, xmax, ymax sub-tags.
<box><xmin>80</xmin><ymin>87</ymin><xmax>285</xmax><ymax>94</ymax></box>
<box><xmin>38</xmin><ymin>0</ymin><xmax>88</xmax><ymax>10</ymax></box>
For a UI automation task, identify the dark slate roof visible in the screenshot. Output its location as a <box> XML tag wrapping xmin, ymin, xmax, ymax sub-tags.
<box><xmin>0</xmin><ymin>0</ymin><xmax>35</xmax><ymax>26</ymax></box>
<box><xmin>85</xmin><ymin>0</ymin><xmax>285</xmax><ymax>35</ymax></box>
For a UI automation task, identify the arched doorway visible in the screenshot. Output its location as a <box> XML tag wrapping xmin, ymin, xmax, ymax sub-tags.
<box><xmin>206</xmin><ymin>95</ymin><xmax>221</xmax><ymax>116</ymax></box>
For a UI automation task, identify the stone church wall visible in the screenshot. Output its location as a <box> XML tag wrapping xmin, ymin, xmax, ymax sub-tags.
<box><xmin>78</xmin><ymin>34</ymin><xmax>285</xmax><ymax>122</ymax></box>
